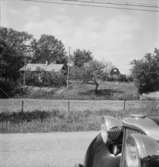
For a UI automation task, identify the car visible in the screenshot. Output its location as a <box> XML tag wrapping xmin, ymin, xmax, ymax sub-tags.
<box><xmin>76</xmin><ymin>114</ymin><xmax>159</xmax><ymax>167</ymax></box>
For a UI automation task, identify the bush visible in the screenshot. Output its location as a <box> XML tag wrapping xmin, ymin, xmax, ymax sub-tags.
<box><xmin>69</xmin><ymin>66</ymin><xmax>85</xmax><ymax>80</ymax></box>
<box><xmin>25</xmin><ymin>72</ymin><xmax>42</xmax><ymax>86</ymax></box>
<box><xmin>25</xmin><ymin>71</ymin><xmax>66</xmax><ymax>87</ymax></box>
<box><xmin>48</xmin><ymin>72</ymin><xmax>66</xmax><ymax>87</ymax></box>
<box><xmin>0</xmin><ymin>80</ymin><xmax>17</xmax><ymax>97</ymax></box>
<box><xmin>131</xmin><ymin>49</ymin><xmax>159</xmax><ymax>94</ymax></box>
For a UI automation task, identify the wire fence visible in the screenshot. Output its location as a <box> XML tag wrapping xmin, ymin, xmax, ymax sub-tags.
<box><xmin>0</xmin><ymin>98</ymin><xmax>159</xmax><ymax>113</ymax></box>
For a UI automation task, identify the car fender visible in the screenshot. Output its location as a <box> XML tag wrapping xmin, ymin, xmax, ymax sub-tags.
<box><xmin>84</xmin><ymin>133</ymin><xmax>121</xmax><ymax>167</ymax></box>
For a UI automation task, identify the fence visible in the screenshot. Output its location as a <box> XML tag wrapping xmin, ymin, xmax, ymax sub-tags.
<box><xmin>0</xmin><ymin>98</ymin><xmax>159</xmax><ymax>113</ymax></box>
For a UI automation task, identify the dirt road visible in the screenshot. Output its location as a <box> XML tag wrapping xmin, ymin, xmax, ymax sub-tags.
<box><xmin>0</xmin><ymin>131</ymin><xmax>98</xmax><ymax>167</ymax></box>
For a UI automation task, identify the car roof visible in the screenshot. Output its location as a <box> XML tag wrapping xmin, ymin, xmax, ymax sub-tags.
<box><xmin>123</xmin><ymin>115</ymin><xmax>159</xmax><ymax>141</ymax></box>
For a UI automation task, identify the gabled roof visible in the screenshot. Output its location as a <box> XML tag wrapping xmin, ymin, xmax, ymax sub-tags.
<box><xmin>47</xmin><ymin>64</ymin><xmax>63</xmax><ymax>72</ymax></box>
<box><xmin>110</xmin><ymin>68</ymin><xmax>120</xmax><ymax>75</ymax></box>
<box><xmin>19</xmin><ymin>63</ymin><xmax>46</xmax><ymax>72</ymax></box>
<box><xmin>19</xmin><ymin>63</ymin><xmax>64</xmax><ymax>72</ymax></box>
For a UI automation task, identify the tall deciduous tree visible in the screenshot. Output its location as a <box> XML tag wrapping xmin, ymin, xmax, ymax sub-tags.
<box><xmin>131</xmin><ymin>48</ymin><xmax>159</xmax><ymax>94</ymax></box>
<box><xmin>0</xmin><ymin>27</ymin><xmax>33</xmax><ymax>81</ymax></box>
<box><xmin>32</xmin><ymin>34</ymin><xmax>66</xmax><ymax>64</ymax></box>
<box><xmin>73</xmin><ymin>49</ymin><xmax>93</xmax><ymax>67</ymax></box>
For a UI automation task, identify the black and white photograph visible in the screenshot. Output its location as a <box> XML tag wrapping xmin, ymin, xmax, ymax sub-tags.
<box><xmin>0</xmin><ymin>0</ymin><xmax>159</xmax><ymax>167</ymax></box>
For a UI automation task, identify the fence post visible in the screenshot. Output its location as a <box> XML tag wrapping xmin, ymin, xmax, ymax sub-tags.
<box><xmin>21</xmin><ymin>100</ymin><xmax>24</xmax><ymax>113</ymax></box>
<box><xmin>67</xmin><ymin>100</ymin><xmax>70</xmax><ymax>112</ymax></box>
<box><xmin>123</xmin><ymin>99</ymin><xmax>126</xmax><ymax>111</ymax></box>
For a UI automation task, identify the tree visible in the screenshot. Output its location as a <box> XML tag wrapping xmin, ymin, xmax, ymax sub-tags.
<box><xmin>0</xmin><ymin>27</ymin><xmax>33</xmax><ymax>97</ymax></box>
<box><xmin>69</xmin><ymin>66</ymin><xmax>85</xmax><ymax>80</ymax></box>
<box><xmin>32</xmin><ymin>34</ymin><xmax>66</xmax><ymax>64</ymax></box>
<box><xmin>0</xmin><ymin>27</ymin><xmax>33</xmax><ymax>57</ymax></box>
<box><xmin>131</xmin><ymin>48</ymin><xmax>159</xmax><ymax>94</ymax></box>
<box><xmin>83</xmin><ymin>60</ymin><xmax>105</xmax><ymax>93</ymax></box>
<box><xmin>73</xmin><ymin>49</ymin><xmax>93</xmax><ymax>67</ymax></box>
<box><xmin>0</xmin><ymin>27</ymin><xmax>33</xmax><ymax>81</ymax></box>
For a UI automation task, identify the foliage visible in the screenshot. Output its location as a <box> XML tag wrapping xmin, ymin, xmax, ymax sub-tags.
<box><xmin>119</xmin><ymin>74</ymin><xmax>128</xmax><ymax>82</ymax></box>
<box><xmin>32</xmin><ymin>34</ymin><xmax>66</xmax><ymax>64</ymax></box>
<box><xmin>25</xmin><ymin>71</ymin><xmax>66</xmax><ymax>87</ymax></box>
<box><xmin>131</xmin><ymin>48</ymin><xmax>159</xmax><ymax>94</ymax></box>
<box><xmin>69</xmin><ymin>66</ymin><xmax>85</xmax><ymax>80</ymax></box>
<box><xmin>82</xmin><ymin>60</ymin><xmax>105</xmax><ymax>93</ymax></box>
<box><xmin>73</xmin><ymin>49</ymin><xmax>93</xmax><ymax>67</ymax></box>
<box><xmin>46</xmin><ymin>72</ymin><xmax>66</xmax><ymax>87</ymax></box>
<box><xmin>0</xmin><ymin>80</ymin><xmax>17</xmax><ymax>97</ymax></box>
<box><xmin>0</xmin><ymin>27</ymin><xmax>33</xmax><ymax>97</ymax></box>
<box><xmin>125</xmin><ymin>75</ymin><xmax>133</xmax><ymax>82</ymax></box>
<box><xmin>0</xmin><ymin>27</ymin><xmax>33</xmax><ymax>81</ymax></box>
<box><xmin>0</xmin><ymin>28</ymin><xmax>68</xmax><ymax>96</ymax></box>
<box><xmin>0</xmin><ymin>27</ymin><xmax>33</xmax><ymax>57</ymax></box>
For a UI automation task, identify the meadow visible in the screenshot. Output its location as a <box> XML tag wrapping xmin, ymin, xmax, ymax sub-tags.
<box><xmin>0</xmin><ymin>81</ymin><xmax>159</xmax><ymax>133</ymax></box>
<box><xmin>0</xmin><ymin>98</ymin><xmax>158</xmax><ymax>113</ymax></box>
<box><xmin>21</xmin><ymin>81</ymin><xmax>139</xmax><ymax>100</ymax></box>
<box><xmin>0</xmin><ymin>99</ymin><xmax>159</xmax><ymax>133</ymax></box>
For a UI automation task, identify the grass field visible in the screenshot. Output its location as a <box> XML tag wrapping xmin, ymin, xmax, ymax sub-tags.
<box><xmin>0</xmin><ymin>98</ymin><xmax>159</xmax><ymax>113</ymax></box>
<box><xmin>0</xmin><ymin>100</ymin><xmax>159</xmax><ymax>133</ymax></box>
<box><xmin>0</xmin><ymin>80</ymin><xmax>158</xmax><ymax>133</ymax></box>
<box><xmin>22</xmin><ymin>81</ymin><xmax>139</xmax><ymax>100</ymax></box>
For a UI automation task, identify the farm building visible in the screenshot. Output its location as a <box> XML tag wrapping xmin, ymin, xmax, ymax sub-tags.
<box><xmin>109</xmin><ymin>68</ymin><xmax>121</xmax><ymax>80</ymax></box>
<box><xmin>19</xmin><ymin>63</ymin><xmax>67</xmax><ymax>86</ymax></box>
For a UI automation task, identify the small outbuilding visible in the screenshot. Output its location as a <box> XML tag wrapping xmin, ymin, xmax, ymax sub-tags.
<box><xmin>19</xmin><ymin>63</ymin><xmax>66</xmax><ymax>85</ymax></box>
<box><xmin>110</xmin><ymin>68</ymin><xmax>120</xmax><ymax>80</ymax></box>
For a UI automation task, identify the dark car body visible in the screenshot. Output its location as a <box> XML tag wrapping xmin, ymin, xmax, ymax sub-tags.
<box><xmin>78</xmin><ymin>115</ymin><xmax>159</xmax><ymax>167</ymax></box>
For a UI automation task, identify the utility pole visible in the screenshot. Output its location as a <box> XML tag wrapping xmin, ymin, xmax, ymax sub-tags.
<box><xmin>23</xmin><ymin>57</ymin><xmax>26</xmax><ymax>87</ymax></box>
<box><xmin>66</xmin><ymin>47</ymin><xmax>71</xmax><ymax>89</ymax></box>
<box><xmin>66</xmin><ymin>47</ymin><xmax>71</xmax><ymax>112</ymax></box>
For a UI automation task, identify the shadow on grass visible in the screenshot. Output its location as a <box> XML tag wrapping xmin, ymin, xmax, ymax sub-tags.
<box><xmin>0</xmin><ymin>104</ymin><xmax>158</xmax><ymax>133</ymax></box>
<box><xmin>0</xmin><ymin>109</ymin><xmax>96</xmax><ymax>133</ymax></box>
<box><xmin>0</xmin><ymin>111</ymin><xmax>51</xmax><ymax>123</ymax></box>
<box><xmin>80</xmin><ymin>89</ymin><xmax>123</xmax><ymax>97</ymax></box>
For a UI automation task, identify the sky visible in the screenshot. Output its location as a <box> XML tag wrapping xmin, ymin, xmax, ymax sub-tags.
<box><xmin>0</xmin><ymin>0</ymin><xmax>159</xmax><ymax>74</ymax></box>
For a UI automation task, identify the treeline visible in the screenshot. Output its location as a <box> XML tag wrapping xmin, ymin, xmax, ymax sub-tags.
<box><xmin>0</xmin><ymin>27</ymin><xmax>159</xmax><ymax>97</ymax></box>
<box><xmin>0</xmin><ymin>27</ymin><xmax>126</xmax><ymax>97</ymax></box>
<box><xmin>0</xmin><ymin>27</ymin><xmax>67</xmax><ymax>97</ymax></box>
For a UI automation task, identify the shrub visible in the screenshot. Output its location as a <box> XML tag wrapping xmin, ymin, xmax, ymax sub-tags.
<box><xmin>69</xmin><ymin>66</ymin><xmax>85</xmax><ymax>80</ymax></box>
<box><xmin>25</xmin><ymin>71</ymin><xmax>66</xmax><ymax>87</ymax></box>
<box><xmin>0</xmin><ymin>80</ymin><xmax>17</xmax><ymax>97</ymax></box>
<box><xmin>131</xmin><ymin>49</ymin><xmax>159</xmax><ymax>94</ymax></box>
<box><xmin>48</xmin><ymin>72</ymin><xmax>66</xmax><ymax>87</ymax></box>
<box><xmin>25</xmin><ymin>72</ymin><xmax>42</xmax><ymax>86</ymax></box>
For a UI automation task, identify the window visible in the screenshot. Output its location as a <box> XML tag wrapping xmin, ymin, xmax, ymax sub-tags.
<box><xmin>120</xmin><ymin>127</ymin><xmax>145</xmax><ymax>167</ymax></box>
